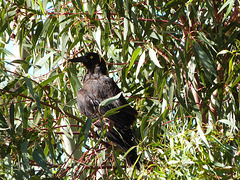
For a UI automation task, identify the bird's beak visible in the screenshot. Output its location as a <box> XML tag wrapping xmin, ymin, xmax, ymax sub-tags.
<box><xmin>69</xmin><ymin>56</ymin><xmax>87</xmax><ymax>63</ymax></box>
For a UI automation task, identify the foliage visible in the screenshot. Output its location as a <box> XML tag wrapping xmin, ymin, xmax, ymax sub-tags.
<box><xmin>0</xmin><ymin>0</ymin><xmax>240</xmax><ymax>179</ymax></box>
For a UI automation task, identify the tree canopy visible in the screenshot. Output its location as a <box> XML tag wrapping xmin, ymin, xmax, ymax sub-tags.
<box><xmin>0</xmin><ymin>0</ymin><xmax>240</xmax><ymax>179</ymax></box>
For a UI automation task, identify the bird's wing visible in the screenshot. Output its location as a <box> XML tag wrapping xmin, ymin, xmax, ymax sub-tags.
<box><xmin>77</xmin><ymin>75</ymin><xmax>137</xmax><ymax>129</ymax></box>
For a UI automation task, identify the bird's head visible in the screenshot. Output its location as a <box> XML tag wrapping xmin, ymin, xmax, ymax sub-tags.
<box><xmin>69</xmin><ymin>52</ymin><xmax>107</xmax><ymax>75</ymax></box>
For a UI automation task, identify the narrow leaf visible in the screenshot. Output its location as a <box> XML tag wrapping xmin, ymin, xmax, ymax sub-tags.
<box><xmin>0</xmin><ymin>111</ymin><xmax>8</xmax><ymax>128</ymax></box>
<box><xmin>113</xmin><ymin>147</ymin><xmax>126</xmax><ymax>177</ymax></box>
<box><xmin>75</xmin><ymin>0</ymin><xmax>84</xmax><ymax>12</ymax></box>
<box><xmin>63</xmin><ymin>98</ymin><xmax>77</xmax><ymax>111</ymax></box>
<box><xmin>168</xmin><ymin>78</ymin><xmax>174</xmax><ymax>108</ymax></box>
<box><xmin>21</xmin><ymin>141</ymin><xmax>30</xmax><ymax>170</ymax></box>
<box><xmin>99</xmin><ymin>92</ymin><xmax>122</xmax><ymax>107</ymax></box>
<box><xmin>10</xmin><ymin>102</ymin><xmax>14</xmax><ymax>128</ymax></box>
<box><xmin>136</xmin><ymin>51</ymin><xmax>145</xmax><ymax>78</ymax></box>
<box><xmin>128</xmin><ymin>48</ymin><xmax>141</xmax><ymax>71</ymax></box>
<box><xmin>33</xmin><ymin>143</ymin><xmax>52</xmax><ymax>175</ymax></box>
<box><xmin>218</xmin><ymin>119</ymin><xmax>238</xmax><ymax>131</ymax></box>
<box><xmin>95</xmin><ymin>27</ymin><xmax>101</xmax><ymax>51</ymax></box>
<box><xmin>218</xmin><ymin>0</ymin><xmax>234</xmax><ymax>21</ymax></box>
<box><xmin>83</xmin><ymin>118</ymin><xmax>92</xmax><ymax>146</ymax></box>
<box><xmin>231</xmin><ymin>74</ymin><xmax>240</xmax><ymax>88</ymax></box>
<box><xmin>195</xmin><ymin>42</ymin><xmax>217</xmax><ymax>77</ymax></box>
<box><xmin>104</xmin><ymin>104</ymin><xmax>129</xmax><ymax>118</ymax></box>
<box><xmin>38</xmin><ymin>0</ymin><xmax>46</xmax><ymax>16</ymax></box>
<box><xmin>149</xmin><ymin>48</ymin><xmax>162</xmax><ymax>68</ymax></box>
<box><xmin>39</xmin><ymin>73</ymin><xmax>64</xmax><ymax>87</ymax></box>
<box><xmin>217</xmin><ymin>50</ymin><xmax>230</xmax><ymax>56</ymax></box>
<box><xmin>124</xmin><ymin>17</ymin><xmax>128</xmax><ymax>40</ymax></box>
<box><xmin>25</xmin><ymin>77</ymin><xmax>35</xmax><ymax>98</ymax></box>
<box><xmin>18</xmin><ymin>100</ymin><xmax>27</xmax><ymax>129</ymax></box>
<box><xmin>34</xmin><ymin>93</ymin><xmax>42</xmax><ymax>113</ymax></box>
<box><xmin>196</xmin><ymin>113</ymin><xmax>210</xmax><ymax>148</ymax></box>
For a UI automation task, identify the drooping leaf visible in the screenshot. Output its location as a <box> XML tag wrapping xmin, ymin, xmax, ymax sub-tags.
<box><xmin>33</xmin><ymin>143</ymin><xmax>52</xmax><ymax>175</ymax></box>
<box><xmin>149</xmin><ymin>48</ymin><xmax>162</xmax><ymax>68</ymax></box>
<box><xmin>83</xmin><ymin>118</ymin><xmax>92</xmax><ymax>147</ymax></box>
<box><xmin>128</xmin><ymin>48</ymin><xmax>141</xmax><ymax>71</ymax></box>
<box><xmin>24</xmin><ymin>77</ymin><xmax>35</xmax><ymax>99</ymax></box>
<box><xmin>194</xmin><ymin>42</ymin><xmax>217</xmax><ymax>78</ymax></box>
<box><xmin>21</xmin><ymin>141</ymin><xmax>30</xmax><ymax>170</ymax></box>
<box><xmin>218</xmin><ymin>119</ymin><xmax>238</xmax><ymax>131</ymax></box>
<box><xmin>136</xmin><ymin>51</ymin><xmax>145</xmax><ymax>78</ymax></box>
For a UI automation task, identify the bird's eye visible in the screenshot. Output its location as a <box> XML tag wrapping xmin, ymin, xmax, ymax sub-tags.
<box><xmin>90</xmin><ymin>56</ymin><xmax>93</xmax><ymax>59</ymax></box>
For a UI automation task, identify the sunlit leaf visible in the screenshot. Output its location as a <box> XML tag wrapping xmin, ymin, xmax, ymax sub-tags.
<box><xmin>136</xmin><ymin>51</ymin><xmax>145</xmax><ymax>78</ymax></box>
<box><xmin>218</xmin><ymin>119</ymin><xmax>238</xmax><ymax>131</ymax></box>
<box><xmin>128</xmin><ymin>48</ymin><xmax>141</xmax><ymax>71</ymax></box>
<box><xmin>149</xmin><ymin>48</ymin><xmax>162</xmax><ymax>68</ymax></box>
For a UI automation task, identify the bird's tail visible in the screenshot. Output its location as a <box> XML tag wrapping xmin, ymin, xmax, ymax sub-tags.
<box><xmin>107</xmin><ymin>128</ymin><xmax>140</xmax><ymax>169</ymax></box>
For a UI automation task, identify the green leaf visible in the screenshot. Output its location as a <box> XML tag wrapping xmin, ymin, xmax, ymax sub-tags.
<box><xmin>39</xmin><ymin>73</ymin><xmax>64</xmax><ymax>87</ymax></box>
<box><xmin>83</xmin><ymin>118</ymin><xmax>92</xmax><ymax>146</ymax></box>
<box><xmin>59</xmin><ymin>21</ymin><xmax>75</xmax><ymax>37</ymax></box>
<box><xmin>25</xmin><ymin>77</ymin><xmax>35</xmax><ymax>99</ymax></box>
<box><xmin>10</xmin><ymin>102</ymin><xmax>14</xmax><ymax>128</ymax></box>
<box><xmin>168</xmin><ymin>78</ymin><xmax>174</xmax><ymax>108</ymax></box>
<box><xmin>194</xmin><ymin>42</ymin><xmax>217</xmax><ymax>77</ymax></box>
<box><xmin>0</xmin><ymin>47</ymin><xmax>14</xmax><ymax>57</ymax></box>
<box><xmin>25</xmin><ymin>77</ymin><xmax>42</xmax><ymax>113</ymax></box>
<box><xmin>33</xmin><ymin>143</ymin><xmax>52</xmax><ymax>175</ymax></box>
<box><xmin>149</xmin><ymin>108</ymin><xmax>168</xmax><ymax>130</ymax></box>
<box><xmin>33</xmin><ymin>22</ymin><xmax>43</xmax><ymax>47</ymax></box>
<box><xmin>104</xmin><ymin>104</ymin><xmax>129</xmax><ymax>118</ymax></box>
<box><xmin>196</xmin><ymin>112</ymin><xmax>210</xmax><ymax>149</ymax></box>
<box><xmin>11</xmin><ymin>59</ymin><xmax>29</xmax><ymax>65</ymax></box>
<box><xmin>124</xmin><ymin>17</ymin><xmax>128</xmax><ymax>41</ymax></box>
<box><xmin>0</xmin><ymin>111</ymin><xmax>8</xmax><ymax>128</ymax></box>
<box><xmin>218</xmin><ymin>119</ymin><xmax>238</xmax><ymax>131</ymax></box>
<box><xmin>128</xmin><ymin>48</ymin><xmax>141</xmax><ymax>71</ymax></box>
<box><xmin>141</xmin><ymin>114</ymin><xmax>150</xmax><ymax>137</ymax></box>
<box><xmin>75</xmin><ymin>0</ymin><xmax>84</xmax><ymax>12</ymax></box>
<box><xmin>218</xmin><ymin>0</ymin><xmax>234</xmax><ymax>21</ymax></box>
<box><xmin>231</xmin><ymin>74</ymin><xmax>240</xmax><ymax>88</ymax></box>
<box><xmin>18</xmin><ymin>100</ymin><xmax>27</xmax><ymax>129</ymax></box>
<box><xmin>123</xmin><ymin>145</ymin><xmax>140</xmax><ymax>169</ymax></box>
<box><xmin>61</xmin><ymin>33</ymin><xmax>68</xmax><ymax>57</ymax></box>
<box><xmin>112</xmin><ymin>147</ymin><xmax>127</xmax><ymax>178</ymax></box>
<box><xmin>63</xmin><ymin>98</ymin><xmax>77</xmax><ymax>111</ymax></box>
<box><xmin>38</xmin><ymin>0</ymin><xmax>46</xmax><ymax>16</ymax></box>
<box><xmin>21</xmin><ymin>141</ymin><xmax>30</xmax><ymax>170</ymax></box>
<box><xmin>149</xmin><ymin>48</ymin><xmax>162</xmax><ymax>68</ymax></box>
<box><xmin>136</xmin><ymin>51</ymin><xmax>145</xmax><ymax>78</ymax></box>
<box><xmin>217</xmin><ymin>50</ymin><xmax>231</xmax><ymax>56</ymax></box>
<box><xmin>94</xmin><ymin>27</ymin><xmax>101</xmax><ymax>51</ymax></box>
<box><xmin>99</xmin><ymin>92</ymin><xmax>122</xmax><ymax>107</ymax></box>
<box><xmin>34</xmin><ymin>92</ymin><xmax>42</xmax><ymax>113</ymax></box>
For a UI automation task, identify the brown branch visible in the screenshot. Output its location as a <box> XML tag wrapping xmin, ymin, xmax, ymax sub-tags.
<box><xmin>5</xmin><ymin>69</ymin><xmax>53</xmax><ymax>107</ymax></box>
<box><xmin>189</xmin><ymin>71</ymin><xmax>207</xmax><ymax>125</ymax></box>
<box><xmin>1</xmin><ymin>89</ymin><xmax>89</xmax><ymax>128</ymax></box>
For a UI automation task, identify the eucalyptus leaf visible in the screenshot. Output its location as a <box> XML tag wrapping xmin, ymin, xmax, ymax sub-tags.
<box><xmin>99</xmin><ymin>92</ymin><xmax>122</xmax><ymax>107</ymax></box>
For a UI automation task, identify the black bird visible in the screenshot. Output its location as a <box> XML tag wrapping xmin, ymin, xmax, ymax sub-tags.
<box><xmin>70</xmin><ymin>52</ymin><xmax>140</xmax><ymax>169</ymax></box>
